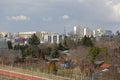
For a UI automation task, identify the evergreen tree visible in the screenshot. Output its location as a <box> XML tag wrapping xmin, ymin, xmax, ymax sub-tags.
<box><xmin>58</xmin><ymin>42</ymin><xmax>65</xmax><ymax>50</ymax></box>
<box><xmin>63</xmin><ymin>36</ymin><xmax>68</xmax><ymax>47</ymax></box>
<box><xmin>37</xmin><ymin>48</ymin><xmax>45</xmax><ymax>59</ymax></box>
<box><xmin>81</xmin><ymin>36</ymin><xmax>93</xmax><ymax>47</ymax></box>
<box><xmin>89</xmin><ymin>46</ymin><xmax>100</xmax><ymax>64</ymax></box>
<box><xmin>28</xmin><ymin>34</ymin><xmax>40</xmax><ymax>46</ymax></box>
<box><xmin>116</xmin><ymin>30</ymin><xmax>120</xmax><ymax>35</ymax></box>
<box><xmin>50</xmin><ymin>44</ymin><xmax>59</xmax><ymax>58</ymax></box>
<box><xmin>7</xmin><ymin>41</ymin><xmax>13</xmax><ymax>49</ymax></box>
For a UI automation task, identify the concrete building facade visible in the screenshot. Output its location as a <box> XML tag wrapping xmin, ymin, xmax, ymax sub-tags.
<box><xmin>74</xmin><ymin>25</ymin><xmax>93</xmax><ymax>38</ymax></box>
<box><xmin>84</xmin><ymin>27</ymin><xmax>93</xmax><ymax>37</ymax></box>
<box><xmin>43</xmin><ymin>33</ymin><xmax>63</xmax><ymax>44</ymax></box>
<box><xmin>14</xmin><ymin>31</ymin><xmax>37</xmax><ymax>39</ymax></box>
<box><xmin>74</xmin><ymin>25</ymin><xmax>84</xmax><ymax>38</ymax></box>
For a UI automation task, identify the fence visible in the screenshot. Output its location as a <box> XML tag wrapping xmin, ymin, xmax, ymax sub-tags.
<box><xmin>0</xmin><ymin>64</ymin><xmax>76</xmax><ymax>80</ymax></box>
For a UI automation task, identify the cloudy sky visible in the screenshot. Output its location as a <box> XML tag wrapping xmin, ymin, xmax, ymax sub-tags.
<box><xmin>0</xmin><ymin>0</ymin><xmax>120</xmax><ymax>33</ymax></box>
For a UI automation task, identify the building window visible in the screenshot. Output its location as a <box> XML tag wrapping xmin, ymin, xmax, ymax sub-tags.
<box><xmin>53</xmin><ymin>36</ymin><xmax>57</xmax><ymax>43</ymax></box>
<box><xmin>48</xmin><ymin>36</ymin><xmax>51</xmax><ymax>43</ymax></box>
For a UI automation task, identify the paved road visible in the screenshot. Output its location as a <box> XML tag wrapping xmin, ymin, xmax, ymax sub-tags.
<box><xmin>0</xmin><ymin>69</ymin><xmax>49</xmax><ymax>80</ymax></box>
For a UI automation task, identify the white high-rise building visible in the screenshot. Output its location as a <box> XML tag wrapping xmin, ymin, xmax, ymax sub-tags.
<box><xmin>74</xmin><ymin>25</ymin><xmax>113</xmax><ymax>39</ymax></box>
<box><xmin>84</xmin><ymin>27</ymin><xmax>93</xmax><ymax>37</ymax></box>
<box><xmin>96</xmin><ymin>28</ymin><xmax>105</xmax><ymax>36</ymax></box>
<box><xmin>74</xmin><ymin>25</ymin><xmax>84</xmax><ymax>38</ymax></box>
<box><xmin>93</xmin><ymin>30</ymin><xmax>98</xmax><ymax>37</ymax></box>
<box><xmin>74</xmin><ymin>25</ymin><xmax>93</xmax><ymax>38</ymax></box>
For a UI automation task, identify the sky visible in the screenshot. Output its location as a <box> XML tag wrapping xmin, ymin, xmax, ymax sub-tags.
<box><xmin>0</xmin><ymin>0</ymin><xmax>120</xmax><ymax>33</ymax></box>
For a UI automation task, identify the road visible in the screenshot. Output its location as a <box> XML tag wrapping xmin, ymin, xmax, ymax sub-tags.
<box><xmin>0</xmin><ymin>69</ymin><xmax>49</xmax><ymax>80</ymax></box>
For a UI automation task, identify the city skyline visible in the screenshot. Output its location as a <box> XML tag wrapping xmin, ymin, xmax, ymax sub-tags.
<box><xmin>0</xmin><ymin>0</ymin><xmax>120</xmax><ymax>33</ymax></box>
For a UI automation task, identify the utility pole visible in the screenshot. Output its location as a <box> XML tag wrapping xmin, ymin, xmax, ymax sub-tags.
<box><xmin>64</xmin><ymin>26</ymin><xmax>66</xmax><ymax>36</ymax></box>
<box><xmin>18</xmin><ymin>32</ymin><xmax>20</xmax><ymax>54</ymax></box>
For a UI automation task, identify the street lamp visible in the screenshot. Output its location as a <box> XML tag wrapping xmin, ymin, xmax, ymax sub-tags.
<box><xmin>92</xmin><ymin>69</ymin><xmax>109</xmax><ymax>80</ymax></box>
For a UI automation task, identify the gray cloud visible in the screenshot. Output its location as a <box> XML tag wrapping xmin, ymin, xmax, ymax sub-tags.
<box><xmin>0</xmin><ymin>0</ymin><xmax>120</xmax><ymax>33</ymax></box>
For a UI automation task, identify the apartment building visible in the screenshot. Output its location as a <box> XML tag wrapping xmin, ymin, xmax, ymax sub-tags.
<box><xmin>74</xmin><ymin>25</ymin><xmax>93</xmax><ymax>38</ymax></box>
<box><xmin>43</xmin><ymin>33</ymin><xmax>63</xmax><ymax>44</ymax></box>
<box><xmin>36</xmin><ymin>31</ymin><xmax>54</xmax><ymax>43</ymax></box>
<box><xmin>13</xmin><ymin>31</ymin><xmax>63</xmax><ymax>44</ymax></box>
<box><xmin>84</xmin><ymin>27</ymin><xmax>93</xmax><ymax>37</ymax></box>
<box><xmin>74</xmin><ymin>25</ymin><xmax>84</xmax><ymax>38</ymax></box>
<box><xmin>104</xmin><ymin>30</ymin><xmax>112</xmax><ymax>36</ymax></box>
<box><xmin>13</xmin><ymin>31</ymin><xmax>36</xmax><ymax>39</ymax></box>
